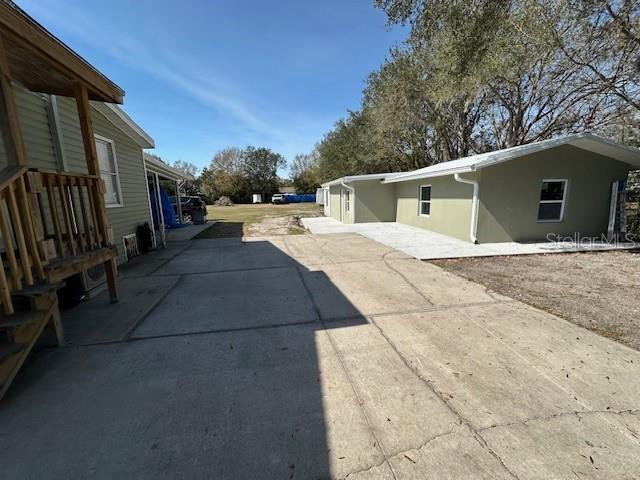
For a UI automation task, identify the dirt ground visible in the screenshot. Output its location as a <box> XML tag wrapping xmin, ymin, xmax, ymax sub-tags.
<box><xmin>434</xmin><ymin>250</ymin><xmax>640</xmax><ymax>351</ymax></box>
<box><xmin>198</xmin><ymin>203</ymin><xmax>322</xmax><ymax>237</ymax></box>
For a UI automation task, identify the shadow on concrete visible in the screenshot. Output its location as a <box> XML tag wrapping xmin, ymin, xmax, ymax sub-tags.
<box><xmin>195</xmin><ymin>220</ymin><xmax>245</xmax><ymax>238</ymax></box>
<box><xmin>0</xmin><ymin>238</ymin><xmax>370</xmax><ymax>479</ymax></box>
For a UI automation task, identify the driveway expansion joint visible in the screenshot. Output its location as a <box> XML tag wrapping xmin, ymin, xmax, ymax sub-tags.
<box><xmin>294</xmin><ymin>264</ymin><xmax>399</xmax><ymax>480</ymax></box>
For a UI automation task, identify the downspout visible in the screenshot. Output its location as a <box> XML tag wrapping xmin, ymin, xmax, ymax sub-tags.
<box><xmin>340</xmin><ymin>179</ymin><xmax>355</xmax><ymax>222</ymax></box>
<box><xmin>454</xmin><ymin>173</ymin><xmax>479</xmax><ymax>244</ymax></box>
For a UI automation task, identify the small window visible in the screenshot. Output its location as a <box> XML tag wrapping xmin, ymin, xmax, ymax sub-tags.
<box><xmin>537</xmin><ymin>179</ymin><xmax>566</xmax><ymax>222</ymax></box>
<box><xmin>419</xmin><ymin>185</ymin><xmax>431</xmax><ymax>216</ymax></box>
<box><xmin>344</xmin><ymin>190</ymin><xmax>351</xmax><ymax>212</ymax></box>
<box><xmin>95</xmin><ymin>136</ymin><xmax>122</xmax><ymax>207</ymax></box>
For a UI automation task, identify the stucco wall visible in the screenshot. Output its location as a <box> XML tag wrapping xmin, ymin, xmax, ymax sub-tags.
<box><xmin>353</xmin><ymin>180</ymin><xmax>396</xmax><ymax>223</ymax></box>
<box><xmin>328</xmin><ymin>185</ymin><xmax>354</xmax><ymax>223</ymax></box>
<box><xmin>476</xmin><ymin>144</ymin><xmax>632</xmax><ymax>243</ymax></box>
<box><xmin>395</xmin><ymin>175</ymin><xmax>476</xmax><ymax>241</ymax></box>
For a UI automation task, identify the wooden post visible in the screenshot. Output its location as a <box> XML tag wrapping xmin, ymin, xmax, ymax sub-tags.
<box><xmin>0</xmin><ymin>34</ymin><xmax>27</xmax><ymax>166</ymax></box>
<box><xmin>74</xmin><ymin>83</ymin><xmax>119</xmax><ymax>302</ymax></box>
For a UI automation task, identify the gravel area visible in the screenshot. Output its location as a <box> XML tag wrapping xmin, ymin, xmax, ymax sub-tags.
<box><xmin>433</xmin><ymin>250</ymin><xmax>640</xmax><ymax>351</ymax></box>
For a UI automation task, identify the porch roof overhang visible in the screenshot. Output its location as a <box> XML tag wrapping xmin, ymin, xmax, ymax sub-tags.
<box><xmin>144</xmin><ymin>154</ymin><xmax>194</xmax><ymax>182</ymax></box>
<box><xmin>0</xmin><ymin>0</ymin><xmax>124</xmax><ymax>103</ymax></box>
<box><xmin>92</xmin><ymin>103</ymin><xmax>155</xmax><ymax>148</ymax></box>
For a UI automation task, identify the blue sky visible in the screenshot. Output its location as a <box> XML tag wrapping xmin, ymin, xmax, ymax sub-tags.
<box><xmin>18</xmin><ymin>0</ymin><xmax>405</xmax><ymax>175</ymax></box>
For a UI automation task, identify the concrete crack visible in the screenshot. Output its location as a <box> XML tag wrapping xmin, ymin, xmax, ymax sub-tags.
<box><xmin>368</xmin><ymin>316</ymin><xmax>522</xmax><ymax>480</ymax></box>
<box><xmin>477</xmin><ymin>409</ymin><xmax>640</xmax><ymax>433</ymax></box>
<box><xmin>382</xmin><ymin>252</ymin><xmax>435</xmax><ymax>306</ymax></box>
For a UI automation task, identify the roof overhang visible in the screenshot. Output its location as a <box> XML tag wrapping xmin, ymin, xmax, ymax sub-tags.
<box><xmin>144</xmin><ymin>154</ymin><xmax>194</xmax><ymax>182</ymax></box>
<box><xmin>321</xmin><ymin>173</ymin><xmax>400</xmax><ymax>188</ymax></box>
<box><xmin>383</xmin><ymin>133</ymin><xmax>640</xmax><ymax>184</ymax></box>
<box><xmin>92</xmin><ymin>103</ymin><xmax>155</xmax><ymax>148</ymax></box>
<box><xmin>0</xmin><ymin>1</ymin><xmax>124</xmax><ymax>103</ymax></box>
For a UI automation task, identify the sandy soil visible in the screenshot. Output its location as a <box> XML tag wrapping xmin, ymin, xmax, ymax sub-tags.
<box><xmin>433</xmin><ymin>250</ymin><xmax>640</xmax><ymax>351</ymax></box>
<box><xmin>246</xmin><ymin>215</ymin><xmax>306</xmax><ymax>236</ymax></box>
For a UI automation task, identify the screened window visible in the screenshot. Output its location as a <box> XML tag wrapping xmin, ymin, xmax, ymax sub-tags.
<box><xmin>344</xmin><ymin>190</ymin><xmax>351</xmax><ymax>212</ymax></box>
<box><xmin>95</xmin><ymin>136</ymin><xmax>122</xmax><ymax>207</ymax></box>
<box><xmin>419</xmin><ymin>185</ymin><xmax>431</xmax><ymax>216</ymax></box>
<box><xmin>537</xmin><ymin>179</ymin><xmax>566</xmax><ymax>222</ymax></box>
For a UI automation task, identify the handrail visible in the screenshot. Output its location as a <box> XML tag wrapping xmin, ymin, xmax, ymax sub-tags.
<box><xmin>0</xmin><ymin>167</ymin><xmax>113</xmax><ymax>314</ymax></box>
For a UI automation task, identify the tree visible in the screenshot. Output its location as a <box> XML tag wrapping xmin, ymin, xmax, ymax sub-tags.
<box><xmin>313</xmin><ymin>0</ymin><xmax>639</xmax><ymax>179</ymax></box>
<box><xmin>291</xmin><ymin>149</ymin><xmax>321</xmax><ymax>193</ymax></box>
<box><xmin>242</xmin><ymin>146</ymin><xmax>287</xmax><ymax>199</ymax></box>
<box><xmin>171</xmin><ymin>160</ymin><xmax>201</xmax><ymax>196</ymax></box>
<box><xmin>201</xmin><ymin>147</ymin><xmax>247</xmax><ymax>201</ymax></box>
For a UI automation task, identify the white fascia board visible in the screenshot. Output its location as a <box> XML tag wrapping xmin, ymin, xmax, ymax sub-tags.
<box><xmin>322</xmin><ymin>172</ymin><xmax>398</xmax><ymax>187</ymax></box>
<box><xmin>92</xmin><ymin>102</ymin><xmax>155</xmax><ymax>148</ymax></box>
<box><xmin>382</xmin><ymin>166</ymin><xmax>475</xmax><ymax>183</ymax></box>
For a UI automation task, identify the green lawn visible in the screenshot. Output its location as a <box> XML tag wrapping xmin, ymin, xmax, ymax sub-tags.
<box><xmin>196</xmin><ymin>202</ymin><xmax>322</xmax><ymax>238</ymax></box>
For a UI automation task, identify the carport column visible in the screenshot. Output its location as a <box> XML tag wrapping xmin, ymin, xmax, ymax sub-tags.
<box><xmin>154</xmin><ymin>172</ymin><xmax>167</xmax><ymax>248</ymax></box>
<box><xmin>176</xmin><ymin>180</ymin><xmax>183</xmax><ymax>224</ymax></box>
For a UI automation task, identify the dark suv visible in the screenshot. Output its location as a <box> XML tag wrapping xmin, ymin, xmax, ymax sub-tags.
<box><xmin>170</xmin><ymin>196</ymin><xmax>207</xmax><ymax>223</ymax></box>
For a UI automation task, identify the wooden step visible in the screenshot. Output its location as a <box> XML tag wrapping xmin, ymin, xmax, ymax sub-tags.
<box><xmin>12</xmin><ymin>282</ymin><xmax>65</xmax><ymax>298</ymax></box>
<box><xmin>0</xmin><ymin>342</ymin><xmax>27</xmax><ymax>363</ymax></box>
<box><xmin>0</xmin><ymin>310</ymin><xmax>47</xmax><ymax>329</ymax></box>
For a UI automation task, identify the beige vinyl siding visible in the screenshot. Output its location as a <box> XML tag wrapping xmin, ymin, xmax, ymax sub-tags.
<box><xmin>395</xmin><ymin>175</ymin><xmax>476</xmax><ymax>241</ymax></box>
<box><xmin>0</xmin><ymin>86</ymin><xmax>58</xmax><ymax>169</ymax></box>
<box><xmin>56</xmin><ymin>97</ymin><xmax>152</xmax><ymax>264</ymax></box>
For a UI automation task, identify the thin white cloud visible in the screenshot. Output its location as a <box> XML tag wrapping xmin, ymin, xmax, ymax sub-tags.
<box><xmin>21</xmin><ymin>0</ymin><xmax>285</xmax><ymax>138</ymax></box>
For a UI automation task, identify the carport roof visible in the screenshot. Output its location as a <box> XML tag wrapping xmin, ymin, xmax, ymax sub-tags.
<box><xmin>382</xmin><ymin>133</ymin><xmax>640</xmax><ymax>184</ymax></box>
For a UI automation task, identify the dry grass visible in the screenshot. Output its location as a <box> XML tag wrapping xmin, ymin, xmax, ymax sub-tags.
<box><xmin>434</xmin><ymin>250</ymin><xmax>640</xmax><ymax>351</ymax></box>
<box><xmin>197</xmin><ymin>203</ymin><xmax>322</xmax><ymax>238</ymax></box>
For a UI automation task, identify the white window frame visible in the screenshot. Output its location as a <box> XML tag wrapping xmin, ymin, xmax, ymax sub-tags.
<box><xmin>419</xmin><ymin>184</ymin><xmax>431</xmax><ymax>217</ymax></box>
<box><xmin>344</xmin><ymin>189</ymin><xmax>351</xmax><ymax>212</ymax></box>
<box><xmin>537</xmin><ymin>178</ymin><xmax>567</xmax><ymax>223</ymax></box>
<box><xmin>95</xmin><ymin>134</ymin><xmax>124</xmax><ymax>208</ymax></box>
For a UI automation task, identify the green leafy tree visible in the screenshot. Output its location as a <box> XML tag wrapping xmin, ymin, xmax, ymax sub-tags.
<box><xmin>241</xmin><ymin>146</ymin><xmax>287</xmax><ymax>200</ymax></box>
<box><xmin>291</xmin><ymin>149</ymin><xmax>321</xmax><ymax>193</ymax></box>
<box><xmin>201</xmin><ymin>147</ymin><xmax>247</xmax><ymax>201</ymax></box>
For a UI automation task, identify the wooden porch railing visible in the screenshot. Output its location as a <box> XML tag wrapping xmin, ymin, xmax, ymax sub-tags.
<box><xmin>0</xmin><ymin>166</ymin><xmax>116</xmax><ymax>314</ymax></box>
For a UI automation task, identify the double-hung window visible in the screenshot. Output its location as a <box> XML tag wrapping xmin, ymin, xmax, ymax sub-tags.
<box><xmin>95</xmin><ymin>135</ymin><xmax>123</xmax><ymax>207</ymax></box>
<box><xmin>419</xmin><ymin>185</ymin><xmax>431</xmax><ymax>216</ymax></box>
<box><xmin>537</xmin><ymin>179</ymin><xmax>567</xmax><ymax>222</ymax></box>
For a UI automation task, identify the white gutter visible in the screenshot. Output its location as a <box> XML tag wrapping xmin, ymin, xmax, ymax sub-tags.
<box><xmin>454</xmin><ymin>173</ymin><xmax>479</xmax><ymax>244</ymax></box>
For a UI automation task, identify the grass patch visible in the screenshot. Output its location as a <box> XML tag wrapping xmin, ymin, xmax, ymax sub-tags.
<box><xmin>197</xmin><ymin>203</ymin><xmax>321</xmax><ymax>238</ymax></box>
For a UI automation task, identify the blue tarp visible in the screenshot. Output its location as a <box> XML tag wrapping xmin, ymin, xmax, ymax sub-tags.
<box><xmin>284</xmin><ymin>194</ymin><xmax>316</xmax><ymax>203</ymax></box>
<box><xmin>149</xmin><ymin>184</ymin><xmax>179</xmax><ymax>229</ymax></box>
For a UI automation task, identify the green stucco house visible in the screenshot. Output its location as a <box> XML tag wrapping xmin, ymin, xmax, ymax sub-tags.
<box><xmin>321</xmin><ymin>134</ymin><xmax>640</xmax><ymax>243</ymax></box>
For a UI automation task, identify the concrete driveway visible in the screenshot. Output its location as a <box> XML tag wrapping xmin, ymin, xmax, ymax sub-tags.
<box><xmin>1</xmin><ymin>233</ymin><xmax>639</xmax><ymax>479</ymax></box>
